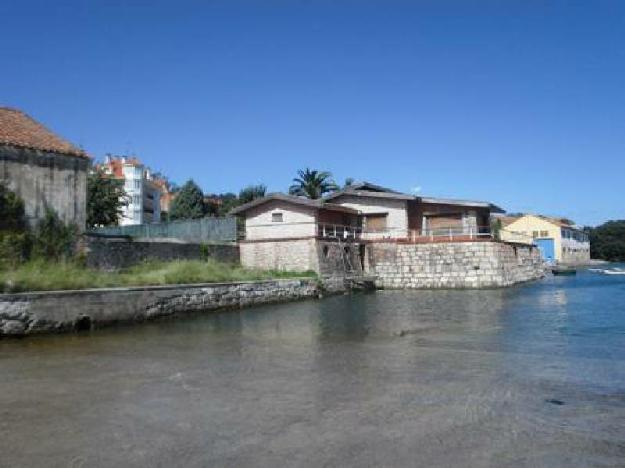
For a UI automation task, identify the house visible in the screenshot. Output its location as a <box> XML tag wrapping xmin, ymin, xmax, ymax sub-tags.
<box><xmin>498</xmin><ymin>214</ymin><xmax>590</xmax><ymax>263</ymax></box>
<box><xmin>325</xmin><ymin>181</ymin><xmax>504</xmax><ymax>240</ymax></box>
<box><xmin>0</xmin><ymin>107</ymin><xmax>90</xmax><ymax>229</ymax></box>
<box><xmin>230</xmin><ymin>193</ymin><xmax>362</xmax><ymax>273</ymax></box>
<box><xmin>98</xmin><ymin>156</ymin><xmax>161</xmax><ymax>225</ymax></box>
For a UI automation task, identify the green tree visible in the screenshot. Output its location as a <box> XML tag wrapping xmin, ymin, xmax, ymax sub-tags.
<box><xmin>169</xmin><ymin>179</ymin><xmax>206</xmax><ymax>220</ymax></box>
<box><xmin>587</xmin><ymin>220</ymin><xmax>625</xmax><ymax>261</ymax></box>
<box><xmin>0</xmin><ymin>183</ymin><xmax>27</xmax><ymax>231</ymax></box>
<box><xmin>86</xmin><ymin>169</ymin><xmax>128</xmax><ymax>228</ymax></box>
<box><xmin>288</xmin><ymin>168</ymin><xmax>338</xmax><ymax>199</ymax></box>
<box><xmin>343</xmin><ymin>177</ymin><xmax>355</xmax><ymax>189</ymax></box>
<box><xmin>0</xmin><ymin>184</ymin><xmax>30</xmax><ymax>267</ymax></box>
<box><xmin>239</xmin><ymin>184</ymin><xmax>267</xmax><ymax>204</ymax></box>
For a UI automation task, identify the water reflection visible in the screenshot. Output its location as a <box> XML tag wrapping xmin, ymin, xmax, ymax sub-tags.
<box><xmin>1</xmin><ymin>271</ymin><xmax>625</xmax><ymax>467</ymax></box>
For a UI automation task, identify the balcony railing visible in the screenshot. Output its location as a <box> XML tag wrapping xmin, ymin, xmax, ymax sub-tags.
<box><xmin>315</xmin><ymin>224</ymin><xmax>494</xmax><ymax>243</ymax></box>
<box><xmin>317</xmin><ymin>223</ymin><xmax>362</xmax><ymax>240</ymax></box>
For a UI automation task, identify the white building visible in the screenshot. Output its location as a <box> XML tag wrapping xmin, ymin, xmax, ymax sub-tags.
<box><xmin>100</xmin><ymin>156</ymin><xmax>161</xmax><ymax>225</ymax></box>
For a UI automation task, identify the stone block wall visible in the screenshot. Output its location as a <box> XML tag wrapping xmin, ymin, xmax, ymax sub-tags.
<box><xmin>366</xmin><ymin>241</ymin><xmax>544</xmax><ymax>289</ymax></box>
<box><xmin>240</xmin><ymin>238</ymin><xmax>364</xmax><ymax>276</ymax></box>
<box><xmin>84</xmin><ymin>235</ymin><xmax>239</xmax><ymax>271</ymax></box>
<box><xmin>0</xmin><ymin>146</ymin><xmax>89</xmax><ymax>230</ymax></box>
<box><xmin>240</xmin><ymin>239</ymin><xmax>319</xmax><ymax>272</ymax></box>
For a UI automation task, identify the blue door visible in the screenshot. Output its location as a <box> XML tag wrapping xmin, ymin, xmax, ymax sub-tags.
<box><xmin>534</xmin><ymin>238</ymin><xmax>555</xmax><ymax>262</ymax></box>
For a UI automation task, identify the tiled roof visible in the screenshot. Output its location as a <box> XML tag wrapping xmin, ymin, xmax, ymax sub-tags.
<box><xmin>0</xmin><ymin>107</ymin><xmax>88</xmax><ymax>158</ymax></box>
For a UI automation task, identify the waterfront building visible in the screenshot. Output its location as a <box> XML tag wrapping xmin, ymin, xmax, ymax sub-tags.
<box><xmin>325</xmin><ymin>181</ymin><xmax>504</xmax><ymax>240</ymax></box>
<box><xmin>230</xmin><ymin>193</ymin><xmax>363</xmax><ymax>274</ymax></box>
<box><xmin>498</xmin><ymin>214</ymin><xmax>590</xmax><ymax>263</ymax></box>
<box><xmin>98</xmin><ymin>156</ymin><xmax>161</xmax><ymax>225</ymax></box>
<box><xmin>0</xmin><ymin>107</ymin><xmax>89</xmax><ymax>230</ymax></box>
<box><xmin>231</xmin><ymin>188</ymin><xmax>543</xmax><ymax>287</ymax></box>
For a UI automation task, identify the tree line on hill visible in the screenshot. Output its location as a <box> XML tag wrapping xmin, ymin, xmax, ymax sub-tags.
<box><xmin>584</xmin><ymin>221</ymin><xmax>625</xmax><ymax>262</ymax></box>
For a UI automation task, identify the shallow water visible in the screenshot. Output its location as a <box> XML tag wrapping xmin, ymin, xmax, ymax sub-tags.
<box><xmin>2</xmin><ymin>268</ymin><xmax>625</xmax><ymax>467</ymax></box>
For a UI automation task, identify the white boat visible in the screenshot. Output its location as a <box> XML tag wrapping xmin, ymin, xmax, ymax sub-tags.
<box><xmin>602</xmin><ymin>270</ymin><xmax>625</xmax><ymax>275</ymax></box>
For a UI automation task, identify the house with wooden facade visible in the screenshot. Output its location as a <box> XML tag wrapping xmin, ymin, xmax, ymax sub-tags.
<box><xmin>325</xmin><ymin>182</ymin><xmax>504</xmax><ymax>241</ymax></box>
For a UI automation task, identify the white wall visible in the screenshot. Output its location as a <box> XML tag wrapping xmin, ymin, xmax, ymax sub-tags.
<box><xmin>330</xmin><ymin>194</ymin><xmax>408</xmax><ymax>238</ymax></box>
<box><xmin>244</xmin><ymin>200</ymin><xmax>317</xmax><ymax>240</ymax></box>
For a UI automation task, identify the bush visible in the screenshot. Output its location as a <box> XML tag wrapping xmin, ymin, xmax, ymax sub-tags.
<box><xmin>31</xmin><ymin>209</ymin><xmax>78</xmax><ymax>261</ymax></box>
<box><xmin>0</xmin><ymin>231</ymin><xmax>31</xmax><ymax>268</ymax></box>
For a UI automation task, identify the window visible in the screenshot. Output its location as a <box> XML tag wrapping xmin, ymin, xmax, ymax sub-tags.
<box><xmin>365</xmin><ymin>214</ymin><xmax>388</xmax><ymax>232</ymax></box>
<box><xmin>272</xmin><ymin>212</ymin><xmax>283</xmax><ymax>222</ymax></box>
<box><xmin>134</xmin><ymin>180</ymin><xmax>141</xmax><ymax>189</ymax></box>
<box><xmin>540</xmin><ymin>230</ymin><xmax>549</xmax><ymax>237</ymax></box>
<box><xmin>532</xmin><ymin>231</ymin><xmax>539</xmax><ymax>238</ymax></box>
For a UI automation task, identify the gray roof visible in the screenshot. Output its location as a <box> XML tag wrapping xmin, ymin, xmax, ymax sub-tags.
<box><xmin>325</xmin><ymin>188</ymin><xmax>415</xmax><ymax>201</ymax></box>
<box><xmin>229</xmin><ymin>193</ymin><xmax>360</xmax><ymax>215</ymax></box>
<box><xmin>418</xmin><ymin>196</ymin><xmax>505</xmax><ymax>213</ymax></box>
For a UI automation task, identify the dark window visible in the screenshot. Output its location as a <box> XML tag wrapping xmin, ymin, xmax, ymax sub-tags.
<box><xmin>272</xmin><ymin>212</ymin><xmax>283</xmax><ymax>222</ymax></box>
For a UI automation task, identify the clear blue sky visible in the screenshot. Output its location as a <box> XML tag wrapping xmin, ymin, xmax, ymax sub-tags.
<box><xmin>2</xmin><ymin>0</ymin><xmax>624</xmax><ymax>226</ymax></box>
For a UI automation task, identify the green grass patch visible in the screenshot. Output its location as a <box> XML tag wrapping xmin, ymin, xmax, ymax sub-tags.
<box><xmin>0</xmin><ymin>259</ymin><xmax>317</xmax><ymax>293</ymax></box>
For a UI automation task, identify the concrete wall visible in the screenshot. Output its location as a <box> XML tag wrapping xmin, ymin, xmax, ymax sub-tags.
<box><xmin>0</xmin><ymin>145</ymin><xmax>89</xmax><ymax>230</ymax></box>
<box><xmin>84</xmin><ymin>235</ymin><xmax>239</xmax><ymax>271</ymax></box>
<box><xmin>330</xmin><ymin>194</ymin><xmax>408</xmax><ymax>238</ymax></box>
<box><xmin>244</xmin><ymin>200</ymin><xmax>317</xmax><ymax>240</ymax></box>
<box><xmin>0</xmin><ymin>279</ymin><xmax>321</xmax><ymax>337</ymax></box>
<box><xmin>365</xmin><ymin>241</ymin><xmax>544</xmax><ymax>289</ymax></box>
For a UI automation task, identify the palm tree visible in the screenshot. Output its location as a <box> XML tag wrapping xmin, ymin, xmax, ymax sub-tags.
<box><xmin>288</xmin><ymin>168</ymin><xmax>338</xmax><ymax>199</ymax></box>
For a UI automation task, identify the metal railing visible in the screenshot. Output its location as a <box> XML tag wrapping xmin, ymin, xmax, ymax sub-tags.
<box><xmin>317</xmin><ymin>223</ymin><xmax>362</xmax><ymax>240</ymax></box>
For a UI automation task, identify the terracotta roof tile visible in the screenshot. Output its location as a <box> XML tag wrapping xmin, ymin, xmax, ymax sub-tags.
<box><xmin>0</xmin><ymin>107</ymin><xmax>88</xmax><ymax>158</ymax></box>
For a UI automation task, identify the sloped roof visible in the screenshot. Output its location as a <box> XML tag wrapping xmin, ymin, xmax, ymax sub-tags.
<box><xmin>419</xmin><ymin>196</ymin><xmax>505</xmax><ymax>213</ymax></box>
<box><xmin>499</xmin><ymin>214</ymin><xmax>582</xmax><ymax>230</ymax></box>
<box><xmin>0</xmin><ymin>107</ymin><xmax>88</xmax><ymax>158</ymax></box>
<box><xmin>325</xmin><ymin>188</ymin><xmax>415</xmax><ymax>201</ymax></box>
<box><xmin>230</xmin><ymin>193</ymin><xmax>360</xmax><ymax>215</ymax></box>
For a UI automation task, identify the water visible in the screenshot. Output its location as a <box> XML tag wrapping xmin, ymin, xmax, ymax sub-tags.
<box><xmin>2</xmin><ymin>268</ymin><xmax>625</xmax><ymax>467</ymax></box>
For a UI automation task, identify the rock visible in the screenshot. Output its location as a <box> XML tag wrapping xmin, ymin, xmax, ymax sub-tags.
<box><xmin>1</xmin><ymin>320</ymin><xmax>26</xmax><ymax>336</ymax></box>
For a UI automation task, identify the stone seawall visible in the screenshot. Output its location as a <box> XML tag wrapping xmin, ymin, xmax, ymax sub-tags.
<box><xmin>0</xmin><ymin>279</ymin><xmax>323</xmax><ymax>337</ymax></box>
<box><xmin>366</xmin><ymin>241</ymin><xmax>544</xmax><ymax>289</ymax></box>
<box><xmin>84</xmin><ymin>235</ymin><xmax>239</xmax><ymax>271</ymax></box>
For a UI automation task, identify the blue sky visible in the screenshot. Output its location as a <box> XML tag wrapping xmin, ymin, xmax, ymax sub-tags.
<box><xmin>2</xmin><ymin>0</ymin><xmax>624</xmax><ymax>226</ymax></box>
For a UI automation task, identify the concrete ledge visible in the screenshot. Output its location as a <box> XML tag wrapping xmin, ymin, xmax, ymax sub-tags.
<box><xmin>0</xmin><ymin>278</ymin><xmax>322</xmax><ymax>337</ymax></box>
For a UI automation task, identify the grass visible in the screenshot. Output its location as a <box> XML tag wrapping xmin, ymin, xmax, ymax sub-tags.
<box><xmin>0</xmin><ymin>259</ymin><xmax>317</xmax><ymax>293</ymax></box>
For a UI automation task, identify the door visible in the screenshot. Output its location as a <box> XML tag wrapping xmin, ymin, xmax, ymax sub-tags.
<box><xmin>534</xmin><ymin>238</ymin><xmax>555</xmax><ymax>262</ymax></box>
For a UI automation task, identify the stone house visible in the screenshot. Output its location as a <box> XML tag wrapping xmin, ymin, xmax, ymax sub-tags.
<box><xmin>0</xmin><ymin>107</ymin><xmax>90</xmax><ymax>230</ymax></box>
<box><xmin>230</xmin><ymin>193</ymin><xmax>363</xmax><ymax>274</ymax></box>
<box><xmin>325</xmin><ymin>181</ymin><xmax>504</xmax><ymax>240</ymax></box>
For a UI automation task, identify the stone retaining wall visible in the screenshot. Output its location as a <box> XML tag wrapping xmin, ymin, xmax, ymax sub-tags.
<box><xmin>240</xmin><ymin>238</ymin><xmax>363</xmax><ymax>275</ymax></box>
<box><xmin>366</xmin><ymin>241</ymin><xmax>544</xmax><ymax>289</ymax></box>
<box><xmin>0</xmin><ymin>278</ymin><xmax>322</xmax><ymax>337</ymax></box>
<box><xmin>84</xmin><ymin>235</ymin><xmax>239</xmax><ymax>271</ymax></box>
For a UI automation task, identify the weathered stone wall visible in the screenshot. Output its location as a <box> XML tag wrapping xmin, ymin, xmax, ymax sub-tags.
<box><xmin>315</xmin><ymin>240</ymin><xmax>363</xmax><ymax>276</ymax></box>
<box><xmin>0</xmin><ymin>278</ymin><xmax>324</xmax><ymax>337</ymax></box>
<box><xmin>366</xmin><ymin>241</ymin><xmax>544</xmax><ymax>289</ymax></box>
<box><xmin>84</xmin><ymin>235</ymin><xmax>239</xmax><ymax>271</ymax></box>
<box><xmin>0</xmin><ymin>145</ymin><xmax>89</xmax><ymax>230</ymax></box>
<box><xmin>240</xmin><ymin>239</ymin><xmax>319</xmax><ymax>272</ymax></box>
<box><xmin>240</xmin><ymin>238</ymin><xmax>364</xmax><ymax>276</ymax></box>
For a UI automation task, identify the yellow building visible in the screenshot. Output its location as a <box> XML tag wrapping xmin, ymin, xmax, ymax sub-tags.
<box><xmin>498</xmin><ymin>214</ymin><xmax>590</xmax><ymax>264</ymax></box>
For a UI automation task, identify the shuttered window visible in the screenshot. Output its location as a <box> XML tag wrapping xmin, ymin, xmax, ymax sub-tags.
<box><xmin>364</xmin><ymin>214</ymin><xmax>387</xmax><ymax>231</ymax></box>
